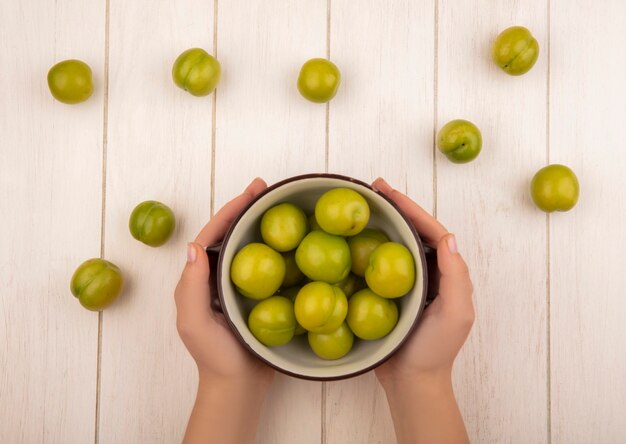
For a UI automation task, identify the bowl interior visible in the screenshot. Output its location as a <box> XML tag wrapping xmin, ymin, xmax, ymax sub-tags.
<box><xmin>218</xmin><ymin>176</ymin><xmax>425</xmax><ymax>379</ymax></box>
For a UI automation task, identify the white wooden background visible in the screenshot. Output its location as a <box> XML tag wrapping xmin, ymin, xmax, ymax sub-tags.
<box><xmin>1</xmin><ymin>0</ymin><xmax>625</xmax><ymax>443</ymax></box>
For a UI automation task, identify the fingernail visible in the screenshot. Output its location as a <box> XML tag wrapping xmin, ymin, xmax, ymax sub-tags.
<box><xmin>372</xmin><ymin>177</ymin><xmax>392</xmax><ymax>193</ymax></box>
<box><xmin>187</xmin><ymin>243</ymin><xmax>197</xmax><ymax>263</ymax></box>
<box><xmin>244</xmin><ymin>177</ymin><xmax>262</xmax><ymax>195</ymax></box>
<box><xmin>447</xmin><ymin>235</ymin><xmax>458</xmax><ymax>254</ymax></box>
<box><xmin>249</xmin><ymin>177</ymin><xmax>260</xmax><ymax>185</ymax></box>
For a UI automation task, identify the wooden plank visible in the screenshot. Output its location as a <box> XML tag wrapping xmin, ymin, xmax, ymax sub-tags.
<box><xmin>550</xmin><ymin>1</ymin><xmax>626</xmax><ymax>442</ymax></box>
<box><xmin>98</xmin><ymin>1</ymin><xmax>213</xmax><ymax>442</ymax></box>
<box><xmin>325</xmin><ymin>0</ymin><xmax>434</xmax><ymax>442</ymax></box>
<box><xmin>214</xmin><ymin>1</ymin><xmax>327</xmax><ymax>443</ymax></box>
<box><xmin>0</xmin><ymin>0</ymin><xmax>104</xmax><ymax>442</ymax></box>
<box><xmin>437</xmin><ymin>2</ymin><xmax>549</xmax><ymax>442</ymax></box>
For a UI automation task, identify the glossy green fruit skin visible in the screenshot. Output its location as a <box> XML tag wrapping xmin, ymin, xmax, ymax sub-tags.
<box><xmin>231</xmin><ymin>243</ymin><xmax>285</xmax><ymax>299</ymax></box>
<box><xmin>365</xmin><ymin>242</ymin><xmax>415</xmax><ymax>298</ymax></box>
<box><xmin>129</xmin><ymin>201</ymin><xmax>176</xmax><ymax>247</ymax></box>
<box><xmin>261</xmin><ymin>203</ymin><xmax>308</xmax><ymax>252</ymax></box>
<box><xmin>172</xmin><ymin>48</ymin><xmax>221</xmax><ymax>96</ymax></box>
<box><xmin>437</xmin><ymin>119</ymin><xmax>482</xmax><ymax>164</ymax></box>
<box><xmin>70</xmin><ymin>258</ymin><xmax>123</xmax><ymax>311</ymax></box>
<box><xmin>348</xmin><ymin>229</ymin><xmax>389</xmax><ymax>276</ymax></box>
<box><xmin>281</xmin><ymin>250</ymin><xmax>305</xmax><ymax>288</ymax></box>
<box><xmin>530</xmin><ymin>164</ymin><xmax>579</xmax><ymax>212</ymax></box>
<box><xmin>333</xmin><ymin>273</ymin><xmax>367</xmax><ymax>298</ymax></box>
<box><xmin>297</xmin><ymin>58</ymin><xmax>341</xmax><ymax>103</ymax></box>
<box><xmin>347</xmin><ymin>289</ymin><xmax>399</xmax><ymax>340</ymax></box>
<box><xmin>294</xmin><ymin>282</ymin><xmax>348</xmax><ymax>334</ymax></box>
<box><xmin>492</xmin><ymin>26</ymin><xmax>539</xmax><ymax>75</ymax></box>
<box><xmin>280</xmin><ymin>286</ymin><xmax>307</xmax><ymax>335</ymax></box>
<box><xmin>47</xmin><ymin>60</ymin><xmax>94</xmax><ymax>104</ymax></box>
<box><xmin>295</xmin><ymin>231</ymin><xmax>351</xmax><ymax>284</ymax></box>
<box><xmin>248</xmin><ymin>296</ymin><xmax>296</xmax><ymax>346</ymax></box>
<box><xmin>315</xmin><ymin>188</ymin><xmax>370</xmax><ymax>236</ymax></box>
<box><xmin>308</xmin><ymin>323</ymin><xmax>354</xmax><ymax>360</ymax></box>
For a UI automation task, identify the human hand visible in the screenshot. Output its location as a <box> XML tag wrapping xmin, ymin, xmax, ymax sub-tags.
<box><xmin>371</xmin><ymin>178</ymin><xmax>475</xmax><ymax>390</ymax></box>
<box><xmin>174</xmin><ymin>178</ymin><xmax>274</xmax><ymax>389</ymax></box>
<box><xmin>174</xmin><ymin>177</ymin><xmax>273</xmax><ymax>444</ymax></box>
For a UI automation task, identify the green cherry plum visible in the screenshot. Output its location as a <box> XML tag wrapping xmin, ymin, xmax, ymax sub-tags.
<box><xmin>279</xmin><ymin>286</ymin><xmax>307</xmax><ymax>335</ymax></box>
<box><xmin>333</xmin><ymin>273</ymin><xmax>367</xmax><ymax>298</ymax></box>
<box><xmin>294</xmin><ymin>282</ymin><xmax>348</xmax><ymax>334</ymax></box>
<box><xmin>308</xmin><ymin>323</ymin><xmax>354</xmax><ymax>360</ymax></box>
<box><xmin>315</xmin><ymin>188</ymin><xmax>370</xmax><ymax>236</ymax></box>
<box><xmin>347</xmin><ymin>289</ymin><xmax>399</xmax><ymax>340</ymax></box>
<box><xmin>365</xmin><ymin>242</ymin><xmax>415</xmax><ymax>299</ymax></box>
<box><xmin>348</xmin><ymin>229</ymin><xmax>389</xmax><ymax>276</ymax></box>
<box><xmin>230</xmin><ymin>243</ymin><xmax>285</xmax><ymax>299</ymax></box>
<box><xmin>281</xmin><ymin>286</ymin><xmax>307</xmax><ymax>336</ymax></box>
<box><xmin>129</xmin><ymin>200</ymin><xmax>176</xmax><ymax>247</ymax></box>
<box><xmin>281</xmin><ymin>250</ymin><xmax>305</xmax><ymax>288</ymax></box>
<box><xmin>47</xmin><ymin>59</ymin><xmax>94</xmax><ymax>104</ymax></box>
<box><xmin>280</xmin><ymin>286</ymin><xmax>301</xmax><ymax>300</ymax></box>
<box><xmin>172</xmin><ymin>48</ymin><xmax>221</xmax><ymax>96</ymax></box>
<box><xmin>530</xmin><ymin>164</ymin><xmax>579</xmax><ymax>212</ymax></box>
<box><xmin>492</xmin><ymin>26</ymin><xmax>539</xmax><ymax>76</ymax></box>
<box><xmin>261</xmin><ymin>203</ymin><xmax>308</xmax><ymax>252</ymax></box>
<box><xmin>437</xmin><ymin>119</ymin><xmax>482</xmax><ymax>164</ymax></box>
<box><xmin>308</xmin><ymin>214</ymin><xmax>322</xmax><ymax>232</ymax></box>
<box><xmin>70</xmin><ymin>258</ymin><xmax>123</xmax><ymax>311</ymax></box>
<box><xmin>297</xmin><ymin>58</ymin><xmax>341</xmax><ymax>103</ymax></box>
<box><xmin>248</xmin><ymin>296</ymin><xmax>296</xmax><ymax>346</ymax></box>
<box><xmin>295</xmin><ymin>231</ymin><xmax>351</xmax><ymax>284</ymax></box>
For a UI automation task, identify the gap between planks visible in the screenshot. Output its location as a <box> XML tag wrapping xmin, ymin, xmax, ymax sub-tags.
<box><xmin>545</xmin><ymin>0</ymin><xmax>552</xmax><ymax>441</ymax></box>
<box><xmin>323</xmin><ymin>0</ymin><xmax>331</xmax><ymax>175</ymax></box>
<box><xmin>432</xmin><ymin>0</ymin><xmax>439</xmax><ymax>219</ymax></box>
<box><xmin>210</xmin><ymin>0</ymin><xmax>218</xmax><ymax>219</ymax></box>
<box><xmin>95</xmin><ymin>0</ymin><xmax>111</xmax><ymax>442</ymax></box>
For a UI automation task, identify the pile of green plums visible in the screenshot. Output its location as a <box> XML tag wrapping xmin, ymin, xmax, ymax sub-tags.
<box><xmin>230</xmin><ymin>187</ymin><xmax>416</xmax><ymax>360</ymax></box>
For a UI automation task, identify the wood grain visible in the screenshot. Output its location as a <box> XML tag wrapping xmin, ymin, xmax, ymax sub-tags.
<box><xmin>0</xmin><ymin>0</ymin><xmax>105</xmax><ymax>442</ymax></box>
<box><xmin>550</xmin><ymin>1</ymin><xmax>626</xmax><ymax>442</ymax></box>
<box><xmin>3</xmin><ymin>1</ymin><xmax>626</xmax><ymax>442</ymax></box>
<box><xmin>437</xmin><ymin>1</ymin><xmax>549</xmax><ymax>442</ymax></box>
<box><xmin>214</xmin><ymin>1</ymin><xmax>327</xmax><ymax>443</ymax></box>
<box><xmin>325</xmin><ymin>0</ymin><xmax>434</xmax><ymax>442</ymax></box>
<box><xmin>98</xmin><ymin>1</ymin><xmax>213</xmax><ymax>442</ymax></box>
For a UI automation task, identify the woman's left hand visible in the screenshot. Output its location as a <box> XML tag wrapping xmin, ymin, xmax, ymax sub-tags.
<box><xmin>175</xmin><ymin>177</ymin><xmax>274</xmax><ymax>386</ymax></box>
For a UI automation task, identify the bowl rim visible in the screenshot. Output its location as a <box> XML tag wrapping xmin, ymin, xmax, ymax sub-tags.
<box><xmin>215</xmin><ymin>173</ymin><xmax>429</xmax><ymax>381</ymax></box>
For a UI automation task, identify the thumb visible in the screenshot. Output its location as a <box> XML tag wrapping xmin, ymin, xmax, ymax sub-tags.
<box><xmin>436</xmin><ymin>234</ymin><xmax>474</xmax><ymax>307</ymax></box>
<box><xmin>175</xmin><ymin>242</ymin><xmax>213</xmax><ymax>325</ymax></box>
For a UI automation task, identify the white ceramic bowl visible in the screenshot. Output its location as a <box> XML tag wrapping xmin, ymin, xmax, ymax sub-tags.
<box><xmin>207</xmin><ymin>174</ymin><xmax>434</xmax><ymax>380</ymax></box>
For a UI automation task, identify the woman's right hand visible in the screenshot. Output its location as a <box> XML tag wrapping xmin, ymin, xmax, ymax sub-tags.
<box><xmin>371</xmin><ymin>177</ymin><xmax>475</xmax><ymax>390</ymax></box>
<box><xmin>371</xmin><ymin>178</ymin><xmax>474</xmax><ymax>444</ymax></box>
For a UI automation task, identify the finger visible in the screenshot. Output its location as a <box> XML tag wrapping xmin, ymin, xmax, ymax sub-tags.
<box><xmin>436</xmin><ymin>234</ymin><xmax>474</xmax><ymax>316</ymax></box>
<box><xmin>372</xmin><ymin>177</ymin><xmax>448</xmax><ymax>244</ymax></box>
<box><xmin>175</xmin><ymin>242</ymin><xmax>214</xmax><ymax>328</ymax></box>
<box><xmin>195</xmin><ymin>177</ymin><xmax>268</xmax><ymax>247</ymax></box>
